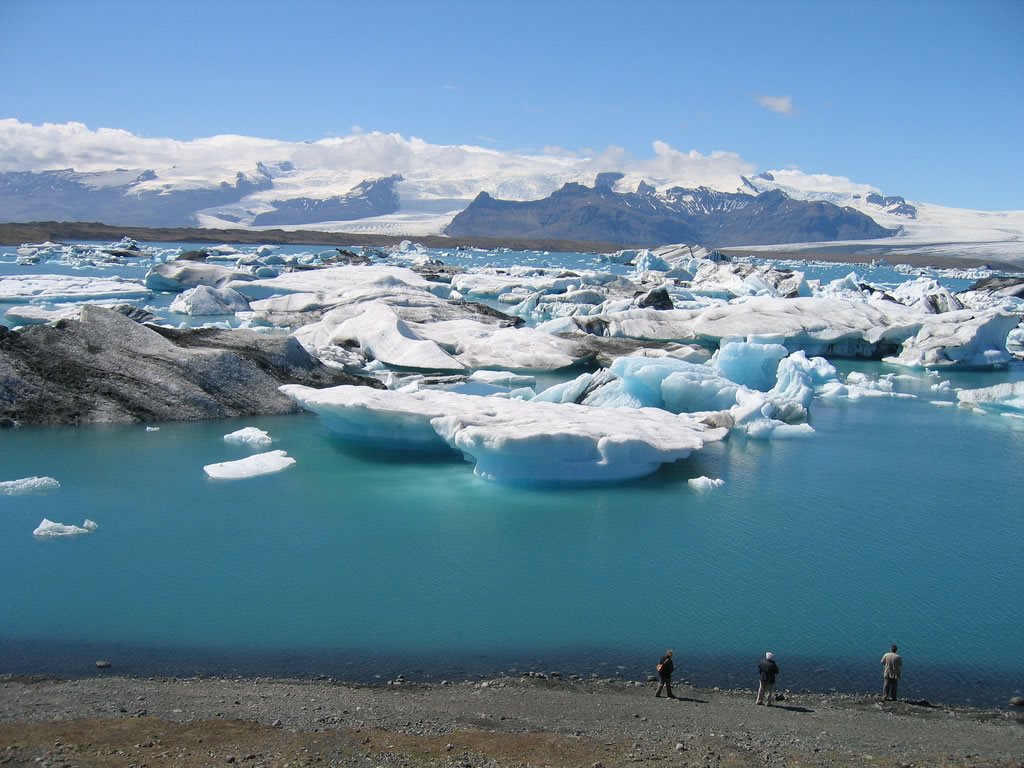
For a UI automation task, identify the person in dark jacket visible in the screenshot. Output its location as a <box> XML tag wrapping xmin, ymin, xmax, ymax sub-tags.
<box><xmin>655</xmin><ymin>649</ymin><xmax>675</xmax><ymax>698</ymax></box>
<box><xmin>756</xmin><ymin>651</ymin><xmax>779</xmax><ymax>705</ymax></box>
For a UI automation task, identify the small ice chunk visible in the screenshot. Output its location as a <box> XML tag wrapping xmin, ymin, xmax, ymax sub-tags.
<box><xmin>1</xmin><ymin>476</ymin><xmax>60</xmax><ymax>495</ymax></box>
<box><xmin>33</xmin><ymin>518</ymin><xmax>97</xmax><ymax>537</ymax></box>
<box><xmin>203</xmin><ymin>450</ymin><xmax>295</xmax><ymax>479</ymax></box>
<box><xmin>223</xmin><ymin>427</ymin><xmax>273</xmax><ymax>446</ymax></box>
<box><xmin>688</xmin><ymin>476</ymin><xmax>725</xmax><ymax>491</ymax></box>
<box><xmin>146</xmin><ymin>426</ymin><xmax>160</xmax><ymax>432</ymax></box>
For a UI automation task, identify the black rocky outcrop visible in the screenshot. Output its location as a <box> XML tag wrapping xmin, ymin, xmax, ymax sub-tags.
<box><xmin>0</xmin><ymin>167</ymin><xmax>276</xmax><ymax>227</ymax></box>
<box><xmin>445</xmin><ymin>180</ymin><xmax>897</xmax><ymax>247</ymax></box>
<box><xmin>252</xmin><ymin>175</ymin><xmax>402</xmax><ymax>226</ymax></box>
<box><xmin>0</xmin><ymin>306</ymin><xmax>381</xmax><ymax>426</ymax></box>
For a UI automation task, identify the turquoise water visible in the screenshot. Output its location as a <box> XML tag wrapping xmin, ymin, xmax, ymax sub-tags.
<box><xmin>2</xmin><ymin>243</ymin><xmax>1023</xmax><ymax>705</ymax></box>
<box><xmin>2</xmin><ymin>376</ymin><xmax>1023</xmax><ymax>704</ymax></box>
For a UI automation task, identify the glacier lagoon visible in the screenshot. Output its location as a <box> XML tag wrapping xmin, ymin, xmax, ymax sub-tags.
<box><xmin>1</xmin><ymin>243</ymin><xmax>1023</xmax><ymax>706</ymax></box>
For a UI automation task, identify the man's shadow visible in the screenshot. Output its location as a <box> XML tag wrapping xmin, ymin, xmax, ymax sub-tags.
<box><xmin>669</xmin><ymin>695</ymin><xmax>708</xmax><ymax>704</ymax></box>
<box><xmin>768</xmin><ymin>704</ymin><xmax>813</xmax><ymax>713</ymax></box>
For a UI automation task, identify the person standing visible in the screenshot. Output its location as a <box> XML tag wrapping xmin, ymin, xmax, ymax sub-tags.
<box><xmin>655</xmin><ymin>649</ymin><xmax>675</xmax><ymax>698</ymax></box>
<box><xmin>756</xmin><ymin>651</ymin><xmax>779</xmax><ymax>706</ymax></box>
<box><xmin>881</xmin><ymin>644</ymin><xmax>902</xmax><ymax>701</ymax></box>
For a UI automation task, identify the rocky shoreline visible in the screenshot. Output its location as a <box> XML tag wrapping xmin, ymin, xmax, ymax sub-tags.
<box><xmin>1</xmin><ymin>674</ymin><xmax>1021</xmax><ymax>767</ymax></box>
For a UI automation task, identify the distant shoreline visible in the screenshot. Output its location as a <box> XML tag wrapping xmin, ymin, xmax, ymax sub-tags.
<box><xmin>2</xmin><ymin>221</ymin><xmax>1021</xmax><ymax>271</ymax></box>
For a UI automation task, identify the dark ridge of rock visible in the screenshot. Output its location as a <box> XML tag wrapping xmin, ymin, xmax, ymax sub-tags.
<box><xmin>966</xmin><ymin>275</ymin><xmax>1024</xmax><ymax>297</ymax></box>
<box><xmin>0</xmin><ymin>306</ymin><xmax>381</xmax><ymax>426</ymax></box>
<box><xmin>0</xmin><ymin>167</ymin><xmax>275</xmax><ymax>227</ymax></box>
<box><xmin>445</xmin><ymin>183</ymin><xmax>897</xmax><ymax>247</ymax></box>
<box><xmin>252</xmin><ymin>175</ymin><xmax>402</xmax><ymax>226</ymax></box>
<box><xmin>176</xmin><ymin>249</ymin><xmax>212</xmax><ymax>261</ymax></box>
<box><xmin>637</xmin><ymin>287</ymin><xmax>674</xmax><ymax>310</ymax></box>
<box><xmin>447</xmin><ymin>300</ymin><xmax>524</xmax><ymax>327</ymax></box>
<box><xmin>865</xmin><ymin>192</ymin><xmax>918</xmax><ymax>218</ymax></box>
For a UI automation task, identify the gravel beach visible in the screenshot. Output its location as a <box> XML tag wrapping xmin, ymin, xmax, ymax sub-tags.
<box><xmin>1</xmin><ymin>674</ymin><xmax>1021</xmax><ymax>767</ymax></box>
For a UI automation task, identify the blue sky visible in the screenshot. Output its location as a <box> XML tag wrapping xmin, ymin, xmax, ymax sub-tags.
<box><xmin>1</xmin><ymin>0</ymin><xmax>1022</xmax><ymax>209</ymax></box>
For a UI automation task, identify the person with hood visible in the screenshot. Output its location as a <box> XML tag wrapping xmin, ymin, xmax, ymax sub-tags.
<box><xmin>756</xmin><ymin>651</ymin><xmax>779</xmax><ymax>705</ymax></box>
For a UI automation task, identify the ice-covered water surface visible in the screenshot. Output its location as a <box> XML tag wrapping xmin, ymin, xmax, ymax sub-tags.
<box><xmin>1</xmin><ymin>389</ymin><xmax>1022</xmax><ymax>705</ymax></box>
<box><xmin>2</xmin><ymin>241</ymin><xmax>1023</xmax><ymax>704</ymax></box>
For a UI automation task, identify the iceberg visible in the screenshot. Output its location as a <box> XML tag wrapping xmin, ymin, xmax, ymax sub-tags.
<box><xmin>203</xmin><ymin>449</ymin><xmax>296</xmax><ymax>479</ymax></box>
<box><xmin>33</xmin><ymin>518</ymin><xmax>97</xmax><ymax>537</ymax></box>
<box><xmin>169</xmin><ymin>285</ymin><xmax>251</xmax><ymax>315</ymax></box>
<box><xmin>0</xmin><ymin>274</ymin><xmax>152</xmax><ymax>304</ymax></box>
<box><xmin>223</xmin><ymin>427</ymin><xmax>273</xmax><ymax>446</ymax></box>
<box><xmin>281</xmin><ymin>384</ymin><xmax>728</xmax><ymax>485</ymax></box>
<box><xmin>579</xmin><ymin>297</ymin><xmax>1017</xmax><ymax>369</ymax></box>
<box><xmin>1</xmin><ymin>476</ymin><xmax>60</xmax><ymax>494</ymax></box>
<box><xmin>957</xmin><ymin>381</ymin><xmax>1024</xmax><ymax>413</ymax></box>
<box><xmin>327</xmin><ymin>303</ymin><xmax>466</xmax><ymax>371</ymax></box>
<box><xmin>688</xmin><ymin>476</ymin><xmax>725</xmax><ymax>491</ymax></box>
<box><xmin>145</xmin><ymin>261</ymin><xmax>254</xmax><ymax>293</ymax></box>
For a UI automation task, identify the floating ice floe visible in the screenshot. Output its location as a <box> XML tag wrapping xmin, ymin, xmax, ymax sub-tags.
<box><xmin>145</xmin><ymin>261</ymin><xmax>254</xmax><ymax>292</ymax></box>
<box><xmin>33</xmin><ymin>518</ymin><xmax>97</xmax><ymax>537</ymax></box>
<box><xmin>570</xmin><ymin>297</ymin><xmax>1018</xmax><ymax>369</ymax></box>
<box><xmin>169</xmin><ymin>285</ymin><xmax>251</xmax><ymax>315</ymax></box>
<box><xmin>203</xmin><ymin>450</ymin><xmax>296</xmax><ymax>479</ymax></box>
<box><xmin>281</xmin><ymin>384</ymin><xmax>728</xmax><ymax>485</ymax></box>
<box><xmin>0</xmin><ymin>274</ymin><xmax>152</xmax><ymax>304</ymax></box>
<box><xmin>956</xmin><ymin>381</ymin><xmax>1024</xmax><ymax>413</ymax></box>
<box><xmin>223</xmin><ymin>426</ymin><xmax>273</xmax><ymax>446</ymax></box>
<box><xmin>534</xmin><ymin>342</ymin><xmax>835</xmax><ymax>437</ymax></box>
<box><xmin>688</xmin><ymin>476</ymin><xmax>725</xmax><ymax>491</ymax></box>
<box><xmin>0</xmin><ymin>476</ymin><xmax>60</xmax><ymax>494</ymax></box>
<box><xmin>687</xmin><ymin>262</ymin><xmax>811</xmax><ymax>300</ymax></box>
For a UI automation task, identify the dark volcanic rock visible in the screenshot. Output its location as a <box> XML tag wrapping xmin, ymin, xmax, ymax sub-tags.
<box><xmin>637</xmin><ymin>287</ymin><xmax>674</xmax><ymax>310</ymax></box>
<box><xmin>966</xmin><ymin>275</ymin><xmax>1024</xmax><ymax>297</ymax></box>
<box><xmin>252</xmin><ymin>175</ymin><xmax>402</xmax><ymax>226</ymax></box>
<box><xmin>445</xmin><ymin>182</ymin><xmax>896</xmax><ymax>247</ymax></box>
<box><xmin>0</xmin><ymin>167</ymin><xmax>275</xmax><ymax>227</ymax></box>
<box><xmin>0</xmin><ymin>306</ymin><xmax>381</xmax><ymax>425</ymax></box>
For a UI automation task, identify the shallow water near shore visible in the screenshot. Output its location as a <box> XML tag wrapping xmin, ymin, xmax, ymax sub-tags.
<box><xmin>2</xmin><ymin>383</ymin><xmax>1023</xmax><ymax>705</ymax></box>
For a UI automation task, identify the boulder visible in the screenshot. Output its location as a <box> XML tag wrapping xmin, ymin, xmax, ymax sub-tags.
<box><xmin>0</xmin><ymin>305</ymin><xmax>381</xmax><ymax>425</ymax></box>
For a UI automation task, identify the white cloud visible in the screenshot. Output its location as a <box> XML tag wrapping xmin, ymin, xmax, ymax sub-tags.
<box><xmin>0</xmin><ymin>118</ymin><xmax>757</xmax><ymax>200</ymax></box>
<box><xmin>754</xmin><ymin>94</ymin><xmax>794</xmax><ymax>115</ymax></box>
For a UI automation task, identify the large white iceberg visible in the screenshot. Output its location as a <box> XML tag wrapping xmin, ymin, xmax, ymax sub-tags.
<box><xmin>203</xmin><ymin>450</ymin><xmax>296</xmax><ymax>479</ymax></box>
<box><xmin>281</xmin><ymin>384</ymin><xmax>728</xmax><ymax>484</ymax></box>
<box><xmin>33</xmin><ymin>518</ymin><xmax>97</xmax><ymax>537</ymax></box>
<box><xmin>1</xmin><ymin>476</ymin><xmax>60</xmax><ymax>494</ymax></box>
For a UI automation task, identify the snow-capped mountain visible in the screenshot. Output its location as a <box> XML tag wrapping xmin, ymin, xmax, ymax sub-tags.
<box><xmin>444</xmin><ymin>181</ymin><xmax>895</xmax><ymax>247</ymax></box>
<box><xmin>1</xmin><ymin>119</ymin><xmax>1023</xmax><ymax>263</ymax></box>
